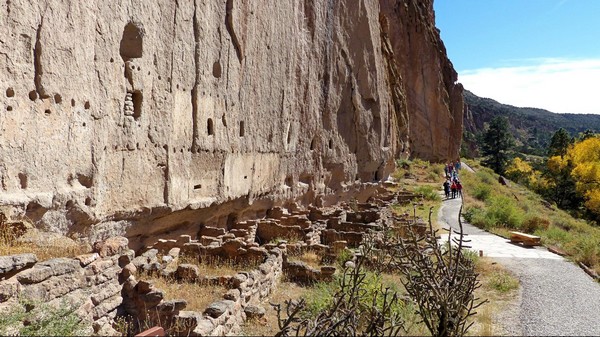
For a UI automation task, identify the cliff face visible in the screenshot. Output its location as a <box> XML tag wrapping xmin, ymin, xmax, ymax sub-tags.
<box><xmin>380</xmin><ymin>0</ymin><xmax>463</xmax><ymax>162</ymax></box>
<box><xmin>0</xmin><ymin>0</ymin><xmax>460</xmax><ymax>246</ymax></box>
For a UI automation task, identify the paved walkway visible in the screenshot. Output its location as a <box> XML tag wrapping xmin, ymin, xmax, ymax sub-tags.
<box><xmin>438</xmin><ymin>197</ymin><xmax>561</xmax><ymax>260</ymax></box>
<box><xmin>438</xmin><ymin>193</ymin><xmax>600</xmax><ymax>336</ymax></box>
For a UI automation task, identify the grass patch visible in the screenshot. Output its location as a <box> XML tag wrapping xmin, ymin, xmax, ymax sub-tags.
<box><xmin>470</xmin><ymin>257</ymin><xmax>520</xmax><ymax>336</ymax></box>
<box><xmin>240</xmin><ymin>276</ymin><xmax>314</xmax><ymax>336</ymax></box>
<box><xmin>461</xmin><ymin>160</ymin><xmax>600</xmax><ymax>274</ymax></box>
<box><xmin>486</xmin><ymin>271</ymin><xmax>519</xmax><ymax>293</ymax></box>
<box><xmin>287</xmin><ymin>250</ymin><xmax>323</xmax><ymax>269</ymax></box>
<box><xmin>178</xmin><ymin>253</ymin><xmax>261</xmax><ymax>277</ymax></box>
<box><xmin>143</xmin><ymin>275</ymin><xmax>226</xmax><ymax>312</ymax></box>
<box><xmin>0</xmin><ymin>299</ymin><xmax>87</xmax><ymax>336</ymax></box>
<box><xmin>0</xmin><ymin>225</ymin><xmax>90</xmax><ymax>261</ymax></box>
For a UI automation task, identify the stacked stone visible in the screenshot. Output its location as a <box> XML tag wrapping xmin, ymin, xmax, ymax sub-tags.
<box><xmin>255</xmin><ymin>219</ymin><xmax>305</xmax><ymax>244</ymax></box>
<box><xmin>0</xmin><ymin>236</ymin><xmax>133</xmax><ymax>336</ymax></box>
<box><xmin>123</xmin><ymin>92</ymin><xmax>134</xmax><ymax>116</ymax></box>
<box><xmin>231</xmin><ymin>220</ymin><xmax>259</xmax><ymax>245</ymax></box>
<box><xmin>124</xmin><ymin>238</ymin><xmax>284</xmax><ymax>336</ymax></box>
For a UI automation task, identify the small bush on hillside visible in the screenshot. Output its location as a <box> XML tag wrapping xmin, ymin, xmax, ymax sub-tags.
<box><xmin>472</xmin><ymin>184</ymin><xmax>492</xmax><ymax>201</ymax></box>
<box><xmin>301</xmin><ymin>280</ymin><xmax>337</xmax><ymax>318</ymax></box>
<box><xmin>570</xmin><ymin>236</ymin><xmax>600</xmax><ymax>269</ymax></box>
<box><xmin>426</xmin><ymin>171</ymin><xmax>439</xmax><ymax>182</ymax></box>
<box><xmin>476</xmin><ymin>169</ymin><xmax>496</xmax><ymax>185</ymax></box>
<box><xmin>463</xmin><ymin>206</ymin><xmax>489</xmax><ymax>228</ymax></box>
<box><xmin>521</xmin><ymin>216</ymin><xmax>550</xmax><ymax>233</ymax></box>
<box><xmin>486</xmin><ymin>195</ymin><xmax>525</xmax><ymax>229</ymax></box>
<box><xmin>414</xmin><ymin>185</ymin><xmax>441</xmax><ymax>201</ymax></box>
<box><xmin>542</xmin><ymin>226</ymin><xmax>572</xmax><ymax>245</ymax></box>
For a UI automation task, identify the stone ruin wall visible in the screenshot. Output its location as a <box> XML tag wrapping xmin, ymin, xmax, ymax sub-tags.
<box><xmin>0</xmin><ymin>237</ymin><xmax>134</xmax><ymax>335</ymax></box>
<box><xmin>0</xmin><ymin>0</ymin><xmax>462</xmax><ymax>247</ymax></box>
<box><xmin>0</xmin><ymin>186</ymin><xmax>422</xmax><ymax>336</ymax></box>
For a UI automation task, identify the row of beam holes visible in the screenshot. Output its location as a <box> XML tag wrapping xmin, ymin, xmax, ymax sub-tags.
<box><xmin>206</xmin><ymin>118</ymin><xmax>245</xmax><ymax>137</ymax></box>
<box><xmin>4</xmin><ymin>87</ymin><xmax>90</xmax><ymax>117</ymax></box>
<box><xmin>109</xmin><ymin>55</ymin><xmax>218</xmax><ymax>83</ymax></box>
<box><xmin>12</xmin><ymin>175</ymin><xmax>93</xmax><ymax>204</ymax></box>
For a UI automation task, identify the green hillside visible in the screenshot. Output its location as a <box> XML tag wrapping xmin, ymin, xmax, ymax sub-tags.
<box><xmin>462</xmin><ymin>90</ymin><xmax>600</xmax><ymax>156</ymax></box>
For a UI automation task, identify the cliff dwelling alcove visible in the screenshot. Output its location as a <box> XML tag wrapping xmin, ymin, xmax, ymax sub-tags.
<box><xmin>119</xmin><ymin>22</ymin><xmax>144</xmax><ymax>61</ymax></box>
<box><xmin>120</xmin><ymin>22</ymin><xmax>144</xmax><ymax>122</ymax></box>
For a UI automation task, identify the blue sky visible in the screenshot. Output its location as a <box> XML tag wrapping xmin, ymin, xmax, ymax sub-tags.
<box><xmin>434</xmin><ymin>0</ymin><xmax>600</xmax><ymax>114</ymax></box>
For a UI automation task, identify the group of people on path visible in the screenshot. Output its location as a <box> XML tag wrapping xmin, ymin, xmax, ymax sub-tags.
<box><xmin>443</xmin><ymin>161</ymin><xmax>462</xmax><ymax>199</ymax></box>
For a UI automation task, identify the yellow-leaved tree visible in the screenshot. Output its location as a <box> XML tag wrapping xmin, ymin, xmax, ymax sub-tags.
<box><xmin>568</xmin><ymin>136</ymin><xmax>600</xmax><ymax>216</ymax></box>
<box><xmin>505</xmin><ymin>157</ymin><xmax>538</xmax><ymax>186</ymax></box>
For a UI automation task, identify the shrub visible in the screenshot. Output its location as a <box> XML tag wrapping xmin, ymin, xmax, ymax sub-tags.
<box><xmin>336</xmin><ymin>248</ymin><xmax>354</xmax><ymax>267</ymax></box>
<box><xmin>571</xmin><ymin>236</ymin><xmax>600</xmax><ymax>269</ymax></box>
<box><xmin>426</xmin><ymin>171</ymin><xmax>439</xmax><ymax>182</ymax></box>
<box><xmin>521</xmin><ymin>216</ymin><xmax>550</xmax><ymax>233</ymax></box>
<box><xmin>471</xmin><ymin>184</ymin><xmax>492</xmax><ymax>201</ymax></box>
<box><xmin>486</xmin><ymin>195</ymin><xmax>525</xmax><ymax>229</ymax></box>
<box><xmin>301</xmin><ymin>280</ymin><xmax>337</xmax><ymax>318</ymax></box>
<box><xmin>0</xmin><ymin>299</ymin><xmax>86</xmax><ymax>336</ymax></box>
<box><xmin>543</xmin><ymin>226</ymin><xmax>572</xmax><ymax>245</ymax></box>
<box><xmin>463</xmin><ymin>206</ymin><xmax>490</xmax><ymax>228</ymax></box>
<box><xmin>476</xmin><ymin>169</ymin><xmax>496</xmax><ymax>185</ymax></box>
<box><xmin>414</xmin><ymin>185</ymin><xmax>441</xmax><ymax>201</ymax></box>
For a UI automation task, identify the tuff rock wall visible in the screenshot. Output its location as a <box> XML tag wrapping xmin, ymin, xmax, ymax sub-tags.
<box><xmin>0</xmin><ymin>0</ymin><xmax>462</xmax><ymax>247</ymax></box>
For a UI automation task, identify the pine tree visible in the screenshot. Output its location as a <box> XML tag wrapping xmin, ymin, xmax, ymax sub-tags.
<box><xmin>479</xmin><ymin>116</ymin><xmax>514</xmax><ymax>175</ymax></box>
<box><xmin>548</xmin><ymin>128</ymin><xmax>572</xmax><ymax>158</ymax></box>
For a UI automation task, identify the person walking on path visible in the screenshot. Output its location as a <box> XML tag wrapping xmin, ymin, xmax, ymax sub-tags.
<box><xmin>451</xmin><ymin>180</ymin><xmax>457</xmax><ymax>199</ymax></box>
<box><xmin>456</xmin><ymin>180</ymin><xmax>463</xmax><ymax>198</ymax></box>
<box><xmin>454</xmin><ymin>160</ymin><xmax>461</xmax><ymax>172</ymax></box>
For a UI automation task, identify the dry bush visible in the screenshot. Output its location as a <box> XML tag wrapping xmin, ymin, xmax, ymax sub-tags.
<box><xmin>521</xmin><ymin>216</ymin><xmax>550</xmax><ymax>233</ymax></box>
<box><xmin>178</xmin><ymin>253</ymin><xmax>261</xmax><ymax>277</ymax></box>
<box><xmin>272</xmin><ymin>250</ymin><xmax>407</xmax><ymax>337</ymax></box>
<box><xmin>242</xmin><ymin>277</ymin><xmax>313</xmax><ymax>336</ymax></box>
<box><xmin>0</xmin><ymin>214</ymin><xmax>90</xmax><ymax>259</ymax></box>
<box><xmin>145</xmin><ymin>275</ymin><xmax>227</xmax><ymax>312</ymax></box>
<box><xmin>287</xmin><ymin>250</ymin><xmax>322</xmax><ymax>269</ymax></box>
<box><xmin>384</xmin><ymin>207</ymin><xmax>487</xmax><ymax>337</ymax></box>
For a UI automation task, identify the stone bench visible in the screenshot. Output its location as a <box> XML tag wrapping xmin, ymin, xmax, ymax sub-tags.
<box><xmin>510</xmin><ymin>231</ymin><xmax>541</xmax><ymax>247</ymax></box>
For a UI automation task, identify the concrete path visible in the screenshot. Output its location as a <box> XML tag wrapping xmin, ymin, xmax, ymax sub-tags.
<box><xmin>438</xmin><ymin>195</ymin><xmax>600</xmax><ymax>336</ymax></box>
<box><xmin>438</xmin><ymin>197</ymin><xmax>561</xmax><ymax>260</ymax></box>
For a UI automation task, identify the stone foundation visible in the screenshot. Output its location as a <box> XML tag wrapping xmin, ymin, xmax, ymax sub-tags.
<box><xmin>0</xmin><ymin>186</ymin><xmax>426</xmax><ymax>336</ymax></box>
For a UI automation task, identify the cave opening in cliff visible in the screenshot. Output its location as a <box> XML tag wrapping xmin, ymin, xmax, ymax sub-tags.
<box><xmin>207</xmin><ymin>118</ymin><xmax>214</xmax><ymax>135</ymax></box>
<box><xmin>120</xmin><ymin>22</ymin><xmax>144</xmax><ymax>61</ymax></box>
<box><xmin>132</xmin><ymin>90</ymin><xmax>142</xmax><ymax>120</ymax></box>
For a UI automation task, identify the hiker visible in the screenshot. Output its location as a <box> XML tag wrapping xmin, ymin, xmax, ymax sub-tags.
<box><xmin>454</xmin><ymin>160</ymin><xmax>461</xmax><ymax>172</ymax></box>
<box><xmin>443</xmin><ymin>179</ymin><xmax>450</xmax><ymax>199</ymax></box>
<box><xmin>451</xmin><ymin>180</ymin><xmax>457</xmax><ymax>199</ymax></box>
<box><xmin>444</xmin><ymin>164</ymin><xmax>449</xmax><ymax>178</ymax></box>
<box><xmin>456</xmin><ymin>180</ymin><xmax>463</xmax><ymax>198</ymax></box>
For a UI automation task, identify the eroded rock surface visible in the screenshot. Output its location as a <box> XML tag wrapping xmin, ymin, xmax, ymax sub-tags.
<box><xmin>0</xmin><ymin>0</ymin><xmax>461</xmax><ymax>246</ymax></box>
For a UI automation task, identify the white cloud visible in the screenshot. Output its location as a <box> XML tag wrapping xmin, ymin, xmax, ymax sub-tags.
<box><xmin>458</xmin><ymin>58</ymin><xmax>600</xmax><ymax>114</ymax></box>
